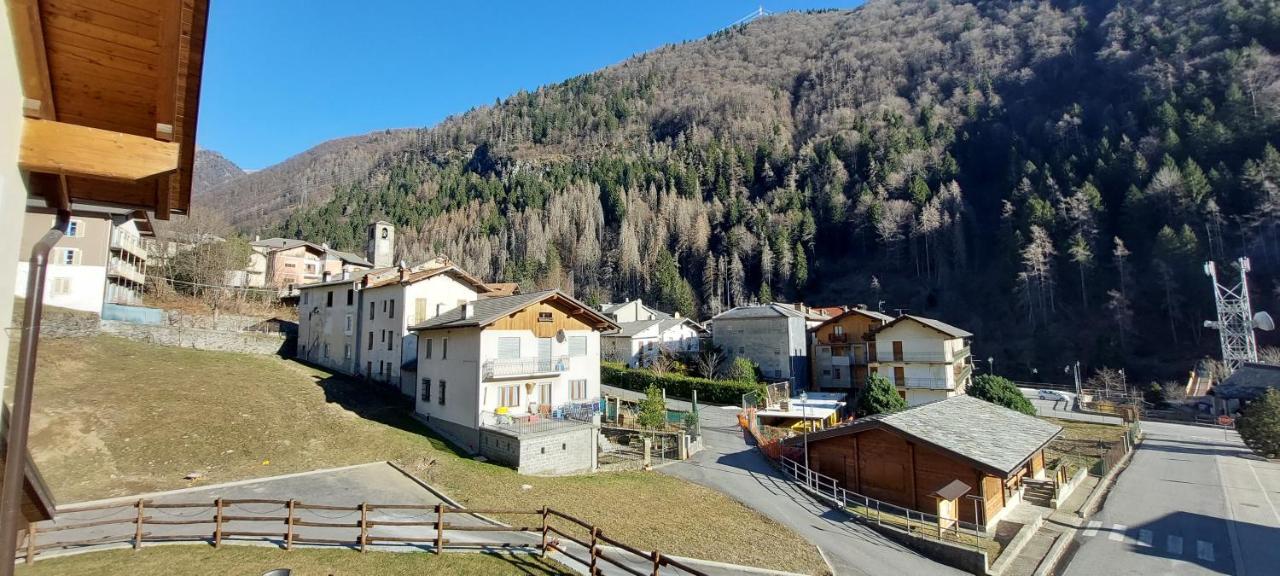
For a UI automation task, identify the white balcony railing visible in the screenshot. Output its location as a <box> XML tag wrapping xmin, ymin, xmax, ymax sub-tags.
<box><xmin>110</xmin><ymin>229</ymin><xmax>147</xmax><ymax>260</ymax></box>
<box><xmin>483</xmin><ymin>356</ymin><xmax>570</xmax><ymax>380</ymax></box>
<box><xmin>107</xmin><ymin>260</ymin><xmax>144</xmax><ymax>284</ymax></box>
<box><xmin>480</xmin><ymin>399</ymin><xmax>601</xmax><ymax>435</ymax></box>
<box><xmin>895</xmin><ymin>377</ymin><xmax>956</xmax><ymax>390</ymax></box>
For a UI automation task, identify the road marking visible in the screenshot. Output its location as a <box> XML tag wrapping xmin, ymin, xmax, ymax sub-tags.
<box><xmin>1138</xmin><ymin>529</ymin><xmax>1153</xmax><ymax>547</ymax></box>
<box><xmin>1197</xmin><ymin>540</ymin><xmax>1215</xmax><ymax>562</ymax></box>
<box><xmin>1168</xmin><ymin>534</ymin><xmax>1183</xmax><ymax>555</ymax></box>
<box><xmin>1109</xmin><ymin>524</ymin><xmax>1127</xmax><ymax>542</ymax></box>
<box><xmin>1084</xmin><ymin>521</ymin><xmax>1101</xmax><ymax>537</ymax></box>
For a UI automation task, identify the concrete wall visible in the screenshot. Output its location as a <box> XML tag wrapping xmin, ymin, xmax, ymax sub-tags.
<box><xmin>480</xmin><ymin>426</ymin><xmax>596</xmax><ymax>475</ymax></box>
<box><xmin>0</xmin><ymin>2</ymin><xmax>24</xmax><ymax>421</ymax></box>
<box><xmin>14</xmin><ymin>261</ymin><xmax>107</xmax><ymax>314</ymax></box>
<box><xmin>100</xmin><ymin>320</ymin><xmax>290</xmax><ymax>355</ymax></box>
<box><xmin>874</xmin><ymin>320</ymin><xmax>967</xmax><ymax>406</ymax></box>
<box><xmin>415</xmin><ymin>328</ymin><xmax>483</xmax><ymax>451</ymax></box>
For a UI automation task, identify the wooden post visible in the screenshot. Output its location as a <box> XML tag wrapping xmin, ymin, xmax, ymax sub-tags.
<box><xmin>284</xmin><ymin>500</ymin><xmax>294</xmax><ymax>550</ymax></box>
<box><xmin>133</xmin><ymin>499</ymin><xmax>145</xmax><ymax>550</ymax></box>
<box><xmin>435</xmin><ymin>504</ymin><xmax>444</xmax><ymax>555</ymax></box>
<box><xmin>359</xmin><ymin>502</ymin><xmax>368</xmax><ymax>553</ymax></box>
<box><xmin>539</xmin><ymin>506</ymin><xmax>549</xmax><ymax>558</ymax></box>
<box><xmin>214</xmin><ymin>498</ymin><xmax>224</xmax><ymax>548</ymax></box>
<box><xmin>650</xmin><ymin>550</ymin><xmax>661</xmax><ymax>576</ymax></box>
<box><xmin>589</xmin><ymin>526</ymin><xmax>599</xmax><ymax>575</ymax></box>
<box><xmin>24</xmin><ymin>523</ymin><xmax>35</xmax><ymax>565</ymax></box>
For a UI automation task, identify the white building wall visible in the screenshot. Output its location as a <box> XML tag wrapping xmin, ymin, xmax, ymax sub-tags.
<box><xmin>414</xmin><ymin>328</ymin><xmax>482</xmax><ymax>433</ymax></box>
<box><xmin>874</xmin><ymin>321</ymin><xmax>967</xmax><ymax>404</ymax></box>
<box><xmin>658</xmin><ymin>324</ymin><xmax>702</xmax><ymax>353</ymax></box>
<box><xmin>297</xmin><ymin>284</ymin><xmax>358</xmax><ymax>374</ymax></box>
<box><xmin>14</xmin><ymin>262</ymin><xmax>107</xmax><ymax>314</ymax></box>
<box><xmin>476</xmin><ymin>328</ymin><xmax>600</xmax><ymax>415</ymax></box>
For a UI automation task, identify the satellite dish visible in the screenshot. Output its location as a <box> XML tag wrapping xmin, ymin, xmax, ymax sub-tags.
<box><xmin>556</xmin><ymin>329</ymin><xmax>566</xmax><ymax>342</ymax></box>
<box><xmin>1254</xmin><ymin>311</ymin><xmax>1275</xmax><ymax>331</ymax></box>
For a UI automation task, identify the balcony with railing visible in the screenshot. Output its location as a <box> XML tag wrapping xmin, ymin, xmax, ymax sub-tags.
<box><xmin>110</xmin><ymin>229</ymin><xmax>147</xmax><ymax>260</ymax></box>
<box><xmin>954</xmin><ymin>363</ymin><xmax>973</xmax><ymax>384</ymax></box>
<box><xmin>894</xmin><ymin>377</ymin><xmax>956</xmax><ymax>390</ymax></box>
<box><xmin>481</xmin><ymin>399</ymin><xmax>601</xmax><ymax>436</ymax></box>
<box><xmin>483</xmin><ymin>355</ymin><xmax>571</xmax><ymax>380</ymax></box>
<box><xmin>107</xmin><ymin>258</ymin><xmax>144</xmax><ymax>285</ymax></box>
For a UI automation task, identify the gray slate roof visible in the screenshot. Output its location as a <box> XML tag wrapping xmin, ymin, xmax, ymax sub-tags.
<box><xmin>1216</xmin><ymin>362</ymin><xmax>1280</xmax><ymax>400</ymax></box>
<box><xmin>252</xmin><ymin>237</ymin><xmax>314</xmax><ymax>251</ymax></box>
<box><xmin>714</xmin><ymin>303</ymin><xmax>806</xmax><ymax>321</ymax></box>
<box><xmin>610</xmin><ymin>319</ymin><xmax>662</xmax><ymax>337</ymax></box>
<box><xmin>801</xmin><ymin>395</ymin><xmax>1061</xmax><ymax>476</ymax></box>
<box><xmin>329</xmin><ymin>249</ymin><xmax>372</xmax><ymax>267</ymax></box>
<box><xmin>879</xmin><ymin>314</ymin><xmax>973</xmax><ymax>338</ymax></box>
<box><xmin>659</xmin><ymin>317</ymin><xmax>707</xmax><ymax>335</ymax></box>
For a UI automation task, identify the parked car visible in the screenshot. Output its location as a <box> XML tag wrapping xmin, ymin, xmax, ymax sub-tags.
<box><xmin>1038</xmin><ymin>389</ymin><xmax>1068</xmax><ymax>401</ymax></box>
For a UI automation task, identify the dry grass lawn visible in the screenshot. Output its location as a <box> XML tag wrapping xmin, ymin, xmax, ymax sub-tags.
<box><xmin>17</xmin><ymin>335</ymin><xmax>827</xmax><ymax>574</ymax></box>
<box><xmin>1042</xmin><ymin>417</ymin><xmax>1129</xmax><ymax>471</ymax></box>
<box><xmin>15</xmin><ymin>545</ymin><xmax>569</xmax><ymax>576</ymax></box>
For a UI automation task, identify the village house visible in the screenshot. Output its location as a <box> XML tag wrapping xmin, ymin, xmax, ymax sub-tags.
<box><xmin>243</xmin><ymin>237</ymin><xmax>373</xmax><ymax>291</ymax></box>
<box><xmin>712</xmin><ymin>303</ymin><xmax>810</xmax><ymax>388</ymax></box>
<box><xmin>810</xmin><ymin>305</ymin><xmax>894</xmax><ymax>390</ymax></box>
<box><xmin>410</xmin><ymin>290</ymin><xmax>617</xmax><ymax>475</ymax></box>
<box><xmin>787</xmin><ymin>395</ymin><xmax>1062</xmax><ymax>527</ymax></box>
<box><xmin>599</xmin><ymin>299</ymin><xmax>708</xmax><ymax>367</ymax></box>
<box><xmin>15</xmin><ymin>210</ymin><xmax>153</xmax><ymax>314</ymax></box>
<box><xmin>871</xmin><ymin>315</ymin><xmax>974</xmax><ymax>406</ymax></box>
<box><xmin>295</xmin><ymin>251</ymin><xmax>493</xmax><ymax>399</ymax></box>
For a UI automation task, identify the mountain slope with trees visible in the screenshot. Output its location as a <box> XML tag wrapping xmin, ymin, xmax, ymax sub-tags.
<box><xmin>196</xmin><ymin>0</ymin><xmax>1280</xmax><ymax>381</ymax></box>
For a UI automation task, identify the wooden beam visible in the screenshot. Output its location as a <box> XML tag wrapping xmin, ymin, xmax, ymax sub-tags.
<box><xmin>7</xmin><ymin>0</ymin><xmax>55</xmax><ymax>119</ymax></box>
<box><xmin>154</xmin><ymin>0</ymin><xmax>182</xmax><ymax>141</ymax></box>
<box><xmin>19</xmin><ymin>118</ymin><xmax>179</xmax><ymax>182</ymax></box>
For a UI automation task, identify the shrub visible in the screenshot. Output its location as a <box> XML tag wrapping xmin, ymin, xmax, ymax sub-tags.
<box><xmin>637</xmin><ymin>385</ymin><xmax>668</xmax><ymax>429</ymax></box>
<box><xmin>857</xmin><ymin>374</ymin><xmax>906</xmax><ymax>416</ymax></box>
<box><xmin>602</xmin><ymin>361</ymin><xmax>763</xmax><ymax>405</ymax></box>
<box><xmin>728</xmin><ymin>356</ymin><xmax>759</xmax><ymax>383</ymax></box>
<box><xmin>1239</xmin><ymin>388</ymin><xmax>1280</xmax><ymax>457</ymax></box>
<box><xmin>968</xmin><ymin>374</ymin><xmax>1036</xmax><ymax>415</ymax></box>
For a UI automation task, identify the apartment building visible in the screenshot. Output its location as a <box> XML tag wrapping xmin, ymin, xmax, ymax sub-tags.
<box><xmin>410</xmin><ymin>290</ymin><xmax>617</xmax><ymax>474</ymax></box>
<box><xmin>711</xmin><ymin>303</ymin><xmax>810</xmax><ymax>388</ymax></box>
<box><xmin>15</xmin><ymin>211</ymin><xmax>152</xmax><ymax>313</ymax></box>
<box><xmin>599</xmin><ymin>299</ymin><xmax>707</xmax><ymax>367</ymax></box>
<box><xmin>811</xmin><ymin>305</ymin><xmax>893</xmax><ymax>390</ymax></box>
<box><xmin>296</xmin><ymin>258</ymin><xmax>492</xmax><ymax>399</ymax></box>
<box><xmin>244</xmin><ymin>238</ymin><xmax>373</xmax><ymax>291</ymax></box>
<box><xmin>870</xmin><ymin>315</ymin><xmax>974</xmax><ymax>406</ymax></box>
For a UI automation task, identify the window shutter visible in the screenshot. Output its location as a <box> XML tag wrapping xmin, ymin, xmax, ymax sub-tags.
<box><xmin>497</xmin><ymin>337</ymin><xmax>521</xmax><ymax>359</ymax></box>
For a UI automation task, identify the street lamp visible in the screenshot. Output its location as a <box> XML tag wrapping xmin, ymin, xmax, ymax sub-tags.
<box><xmin>988</xmin><ymin>357</ymin><xmax>995</xmax><ymax>375</ymax></box>
<box><xmin>799</xmin><ymin>390</ymin><xmax>810</xmax><ymax>486</ymax></box>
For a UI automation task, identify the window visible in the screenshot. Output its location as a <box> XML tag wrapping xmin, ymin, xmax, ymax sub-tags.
<box><xmin>387</xmin><ymin>334</ymin><xmax>394</xmax><ymax>351</ymax></box>
<box><xmin>497</xmin><ymin>337</ymin><xmax>521</xmax><ymax>359</ymax></box>
<box><xmin>438</xmin><ymin>380</ymin><xmax>446</xmax><ymax>405</ymax></box>
<box><xmin>381</xmin><ymin>330</ymin><xmax>386</xmax><ymax>343</ymax></box>
<box><xmin>538</xmin><ymin>382</ymin><xmax>552</xmax><ymax>406</ymax></box>
<box><xmin>344</xmin><ymin>344</ymin><xmax>351</xmax><ymax>360</ymax></box>
<box><xmin>369</xmin><ymin>302</ymin><xmax>375</xmax><ymax>320</ymax></box>
<box><xmin>326</xmin><ymin>291</ymin><xmax>333</xmax><ymax>307</ymax></box>
<box><xmin>424</xmin><ymin>338</ymin><xmax>433</xmax><ymax>359</ymax></box>
<box><xmin>499</xmin><ymin>385</ymin><xmax>520</xmax><ymax>408</ymax></box>
<box><xmin>347</xmin><ymin>289</ymin><xmax>354</xmax><ymax>306</ymax></box>
<box><xmin>892</xmin><ymin>341</ymin><xmax>904</xmax><ymax>362</ymax></box>
<box><xmin>368</xmin><ymin>331</ymin><xmax>373</xmax><ymax>351</ymax></box>
<box><xmin>59</xmin><ymin>248</ymin><xmax>78</xmax><ymax>265</ymax></box>
<box><xmin>834</xmin><ymin>325</ymin><xmax>845</xmax><ymax>336</ymax></box>
<box><xmin>833</xmin><ymin>368</ymin><xmax>842</xmax><ymax>380</ymax></box>
<box><xmin>302</xmin><ymin>292</ymin><xmax>308</xmax><ymax>305</ymax></box>
<box><xmin>738</xmin><ymin>346</ymin><xmax>745</xmax><ymax>354</ymax></box>
<box><xmin>538</xmin><ymin>311</ymin><xmax>554</xmax><ymax>322</ymax></box>
<box><xmin>285</xmin><ymin>263</ymin><xmax>296</xmax><ymax>268</ymax></box>
<box><xmin>389</xmin><ymin>299</ymin><xmax>395</xmax><ymax>318</ymax></box>
<box><xmin>51</xmin><ymin>277</ymin><xmax>71</xmax><ymax>295</ymax></box>
<box><xmin>366</xmin><ymin>361</ymin><xmax>371</xmax><ymax>376</ymax></box>
<box><xmin>66</xmin><ymin>220</ymin><xmax>81</xmax><ymax>237</ymax></box>
<box><xmin>570</xmin><ymin>379</ymin><xmax>588</xmax><ymax>401</ymax></box>
<box><xmin>382</xmin><ymin>300</ymin><xmax>387</xmax><ymax>313</ymax></box>
<box><xmin>569</xmin><ymin>336</ymin><xmax>587</xmax><ymax>357</ymax></box>
<box><xmin>344</xmin><ymin>314</ymin><xmax>353</xmax><ymax>335</ymax></box>
<box><xmin>442</xmin><ymin>337</ymin><xmax>448</xmax><ymax>360</ymax></box>
<box><xmin>421</xmin><ymin>378</ymin><xmax>431</xmax><ymax>402</ymax></box>
<box><xmin>323</xmin><ymin>343</ymin><xmax>330</xmax><ymax>359</ymax></box>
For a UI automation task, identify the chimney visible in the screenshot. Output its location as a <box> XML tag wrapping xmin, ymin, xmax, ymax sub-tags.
<box><xmin>321</xmin><ymin>242</ymin><xmax>329</xmax><ymax>250</ymax></box>
<box><xmin>463</xmin><ymin>302</ymin><xmax>475</xmax><ymax>319</ymax></box>
<box><xmin>341</xmin><ymin>267</ymin><xmax>350</xmax><ymax>281</ymax></box>
<box><xmin>399</xmin><ymin>265</ymin><xmax>410</xmax><ymax>282</ymax></box>
<box><xmin>322</xmin><ymin>271</ymin><xmax>331</xmax><ymax>282</ymax></box>
<box><xmin>674</xmin><ymin>311</ymin><xmax>681</xmax><ymax>318</ymax></box>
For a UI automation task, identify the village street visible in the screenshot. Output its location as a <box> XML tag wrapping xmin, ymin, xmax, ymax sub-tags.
<box><xmin>647</xmin><ymin>388</ymin><xmax>965</xmax><ymax>576</ymax></box>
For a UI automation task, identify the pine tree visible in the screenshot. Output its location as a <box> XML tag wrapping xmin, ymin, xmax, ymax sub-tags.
<box><xmin>1068</xmin><ymin>232</ymin><xmax>1093</xmax><ymax>309</ymax></box>
<box><xmin>858</xmin><ymin>374</ymin><xmax>907</xmax><ymax>416</ymax></box>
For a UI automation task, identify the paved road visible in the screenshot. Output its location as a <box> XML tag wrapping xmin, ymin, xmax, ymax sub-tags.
<box><xmin>1018</xmin><ymin>388</ymin><xmax>1125</xmax><ymax>425</ymax></box>
<box><xmin>1063</xmin><ymin>421</ymin><xmax>1280</xmax><ymax>576</ymax></box>
<box><xmin>659</xmin><ymin>398</ymin><xmax>964</xmax><ymax>576</ymax></box>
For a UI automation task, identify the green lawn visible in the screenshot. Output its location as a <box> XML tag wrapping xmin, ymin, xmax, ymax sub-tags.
<box><xmin>18</xmin><ymin>334</ymin><xmax>827</xmax><ymax>575</ymax></box>
<box><xmin>15</xmin><ymin>545</ymin><xmax>569</xmax><ymax>576</ymax></box>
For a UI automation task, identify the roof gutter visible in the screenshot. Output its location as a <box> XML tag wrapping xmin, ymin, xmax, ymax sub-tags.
<box><xmin>0</xmin><ymin>209</ymin><xmax>70</xmax><ymax>574</ymax></box>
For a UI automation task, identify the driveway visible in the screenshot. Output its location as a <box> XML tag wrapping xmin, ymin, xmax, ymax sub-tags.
<box><xmin>658</xmin><ymin>397</ymin><xmax>964</xmax><ymax>576</ymax></box>
<box><xmin>1062</xmin><ymin>421</ymin><xmax>1280</xmax><ymax>576</ymax></box>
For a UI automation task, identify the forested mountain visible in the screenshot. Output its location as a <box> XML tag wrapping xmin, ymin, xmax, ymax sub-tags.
<box><xmin>196</xmin><ymin>0</ymin><xmax>1280</xmax><ymax>382</ymax></box>
<box><xmin>193</xmin><ymin>149</ymin><xmax>246</xmax><ymax>193</ymax></box>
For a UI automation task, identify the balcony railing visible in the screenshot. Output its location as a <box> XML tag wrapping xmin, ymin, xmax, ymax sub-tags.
<box><xmin>877</xmin><ymin>352</ymin><xmax>960</xmax><ymax>363</ymax></box>
<box><xmin>481</xmin><ymin>399</ymin><xmax>601</xmax><ymax>436</ymax></box>
<box><xmin>483</xmin><ymin>356</ymin><xmax>571</xmax><ymax>380</ymax></box>
<box><xmin>826</xmin><ymin>333</ymin><xmax>848</xmax><ymax>343</ymax></box>
<box><xmin>110</xmin><ymin>229</ymin><xmax>147</xmax><ymax>260</ymax></box>
<box><xmin>893</xmin><ymin>377</ymin><xmax>955</xmax><ymax>390</ymax></box>
<box><xmin>954</xmin><ymin>345</ymin><xmax>972</xmax><ymax>360</ymax></box>
<box><xmin>954</xmin><ymin>363</ymin><xmax>973</xmax><ymax>384</ymax></box>
<box><xmin>107</xmin><ymin>260</ymin><xmax>144</xmax><ymax>284</ymax></box>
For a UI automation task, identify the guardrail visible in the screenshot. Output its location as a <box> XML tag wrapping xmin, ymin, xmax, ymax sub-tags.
<box><xmin>17</xmin><ymin>498</ymin><xmax>707</xmax><ymax>575</ymax></box>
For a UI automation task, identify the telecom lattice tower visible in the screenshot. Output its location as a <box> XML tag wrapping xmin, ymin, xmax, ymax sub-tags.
<box><xmin>1204</xmin><ymin>257</ymin><xmax>1257</xmax><ymax>373</ymax></box>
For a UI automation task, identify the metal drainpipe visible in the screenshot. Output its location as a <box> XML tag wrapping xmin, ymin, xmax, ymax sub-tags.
<box><xmin>0</xmin><ymin>209</ymin><xmax>70</xmax><ymax>574</ymax></box>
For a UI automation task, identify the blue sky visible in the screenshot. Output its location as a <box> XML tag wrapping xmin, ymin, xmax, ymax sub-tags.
<box><xmin>198</xmin><ymin>1</ymin><xmax>858</xmax><ymax>170</ymax></box>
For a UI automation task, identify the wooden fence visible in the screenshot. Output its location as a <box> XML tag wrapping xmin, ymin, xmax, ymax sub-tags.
<box><xmin>17</xmin><ymin>498</ymin><xmax>707</xmax><ymax>576</ymax></box>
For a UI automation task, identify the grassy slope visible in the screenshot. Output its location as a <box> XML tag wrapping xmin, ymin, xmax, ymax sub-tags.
<box><xmin>15</xmin><ymin>546</ymin><xmax>569</xmax><ymax>576</ymax></box>
<box><xmin>21</xmin><ymin>335</ymin><xmax>826</xmax><ymax>574</ymax></box>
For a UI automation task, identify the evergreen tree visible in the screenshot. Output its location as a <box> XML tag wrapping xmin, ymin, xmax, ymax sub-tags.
<box><xmin>858</xmin><ymin>374</ymin><xmax>906</xmax><ymax>416</ymax></box>
<box><xmin>967</xmin><ymin>375</ymin><xmax>1036</xmax><ymax>416</ymax></box>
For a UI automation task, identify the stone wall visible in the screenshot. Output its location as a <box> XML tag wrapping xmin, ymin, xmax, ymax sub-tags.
<box><xmin>99</xmin><ymin>320</ymin><xmax>291</xmax><ymax>356</ymax></box>
<box><xmin>480</xmin><ymin>425</ymin><xmax>596</xmax><ymax>476</ymax></box>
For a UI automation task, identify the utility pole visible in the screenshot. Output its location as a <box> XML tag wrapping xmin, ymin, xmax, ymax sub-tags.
<box><xmin>1204</xmin><ymin>258</ymin><xmax>1258</xmax><ymax>374</ymax></box>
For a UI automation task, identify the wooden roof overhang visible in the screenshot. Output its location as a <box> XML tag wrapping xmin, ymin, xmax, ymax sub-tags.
<box><xmin>9</xmin><ymin>0</ymin><xmax>211</xmax><ymax>219</ymax></box>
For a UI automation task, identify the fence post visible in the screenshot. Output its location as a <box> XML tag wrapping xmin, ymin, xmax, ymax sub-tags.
<box><xmin>24</xmin><ymin>522</ymin><xmax>35</xmax><ymax>565</ymax></box>
<box><xmin>906</xmin><ymin>510</ymin><xmax>912</xmax><ymax>534</ymax></box>
<box><xmin>359</xmin><ymin>502</ymin><xmax>368</xmax><ymax>553</ymax></box>
<box><xmin>214</xmin><ymin>498</ymin><xmax>224</xmax><ymax>549</ymax></box>
<box><xmin>134</xmin><ymin>499</ymin><xmax>145</xmax><ymax>550</ymax></box>
<box><xmin>285</xmin><ymin>499</ymin><xmax>294</xmax><ymax>550</ymax></box>
<box><xmin>540</xmin><ymin>506</ymin><xmax>549</xmax><ymax>558</ymax></box>
<box><xmin>589</xmin><ymin>526</ymin><xmax>599</xmax><ymax>575</ymax></box>
<box><xmin>435</xmin><ymin>504</ymin><xmax>444</xmax><ymax>555</ymax></box>
<box><xmin>650</xmin><ymin>550</ymin><xmax>661</xmax><ymax>576</ymax></box>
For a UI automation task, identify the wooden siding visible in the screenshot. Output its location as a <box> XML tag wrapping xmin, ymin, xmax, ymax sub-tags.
<box><xmin>490</xmin><ymin>300</ymin><xmax>594</xmax><ymax>338</ymax></box>
<box><xmin>813</xmin><ymin>313</ymin><xmax>882</xmax><ymax>346</ymax></box>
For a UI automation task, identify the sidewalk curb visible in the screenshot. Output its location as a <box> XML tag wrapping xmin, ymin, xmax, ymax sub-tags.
<box><xmin>1076</xmin><ymin>434</ymin><xmax>1141</xmax><ymax>519</ymax></box>
<box><xmin>1031</xmin><ymin>532</ymin><xmax>1071</xmax><ymax>576</ymax></box>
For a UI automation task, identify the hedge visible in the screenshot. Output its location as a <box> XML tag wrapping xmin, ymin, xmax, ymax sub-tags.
<box><xmin>601</xmin><ymin>361</ymin><xmax>762</xmax><ymax>405</ymax></box>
